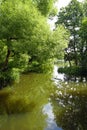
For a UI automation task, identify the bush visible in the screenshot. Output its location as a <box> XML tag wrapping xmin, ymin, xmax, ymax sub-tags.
<box><xmin>0</xmin><ymin>68</ymin><xmax>20</xmax><ymax>89</ymax></box>
<box><xmin>58</xmin><ymin>66</ymin><xmax>87</xmax><ymax>77</ymax></box>
<box><xmin>26</xmin><ymin>59</ymin><xmax>53</xmax><ymax>73</ymax></box>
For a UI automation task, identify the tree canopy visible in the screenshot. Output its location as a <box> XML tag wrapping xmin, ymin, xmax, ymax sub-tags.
<box><xmin>33</xmin><ymin>0</ymin><xmax>57</xmax><ymax>16</ymax></box>
<box><xmin>56</xmin><ymin>0</ymin><xmax>83</xmax><ymax>66</ymax></box>
<box><xmin>0</xmin><ymin>0</ymin><xmax>69</xmax><ymax>88</ymax></box>
<box><xmin>56</xmin><ymin>0</ymin><xmax>87</xmax><ymax>80</ymax></box>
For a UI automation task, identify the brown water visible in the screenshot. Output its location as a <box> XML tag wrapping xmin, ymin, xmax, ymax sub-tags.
<box><xmin>0</xmin><ymin>67</ymin><xmax>87</xmax><ymax>130</ymax></box>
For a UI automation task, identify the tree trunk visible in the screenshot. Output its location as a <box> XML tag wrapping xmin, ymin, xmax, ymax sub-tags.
<box><xmin>73</xmin><ymin>26</ymin><xmax>78</xmax><ymax>66</ymax></box>
<box><xmin>68</xmin><ymin>59</ymin><xmax>71</xmax><ymax>67</ymax></box>
<box><xmin>2</xmin><ymin>48</ymin><xmax>11</xmax><ymax>71</ymax></box>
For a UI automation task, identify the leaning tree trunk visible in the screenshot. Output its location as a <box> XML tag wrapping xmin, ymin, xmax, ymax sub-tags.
<box><xmin>0</xmin><ymin>39</ymin><xmax>11</xmax><ymax>88</ymax></box>
<box><xmin>2</xmin><ymin>39</ymin><xmax>11</xmax><ymax>71</ymax></box>
<box><xmin>2</xmin><ymin>48</ymin><xmax>11</xmax><ymax>71</ymax></box>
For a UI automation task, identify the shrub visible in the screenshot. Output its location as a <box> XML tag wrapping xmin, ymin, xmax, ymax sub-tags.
<box><xmin>0</xmin><ymin>68</ymin><xmax>20</xmax><ymax>89</ymax></box>
<box><xmin>58</xmin><ymin>66</ymin><xmax>87</xmax><ymax>77</ymax></box>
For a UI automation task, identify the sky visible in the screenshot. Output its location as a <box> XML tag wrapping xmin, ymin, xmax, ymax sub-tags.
<box><xmin>56</xmin><ymin>0</ymin><xmax>71</xmax><ymax>10</ymax></box>
<box><xmin>48</xmin><ymin>0</ymin><xmax>84</xmax><ymax>30</ymax></box>
<box><xmin>57</xmin><ymin>0</ymin><xmax>84</xmax><ymax>10</ymax></box>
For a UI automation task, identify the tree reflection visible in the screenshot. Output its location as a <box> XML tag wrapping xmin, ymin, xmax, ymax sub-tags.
<box><xmin>0</xmin><ymin>73</ymin><xmax>53</xmax><ymax>130</ymax></box>
<box><xmin>51</xmin><ymin>84</ymin><xmax>87</xmax><ymax>130</ymax></box>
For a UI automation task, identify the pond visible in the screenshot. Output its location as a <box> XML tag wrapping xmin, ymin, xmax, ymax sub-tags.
<box><xmin>0</xmin><ymin>66</ymin><xmax>87</xmax><ymax>130</ymax></box>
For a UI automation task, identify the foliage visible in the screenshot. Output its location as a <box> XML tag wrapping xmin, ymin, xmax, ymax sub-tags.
<box><xmin>0</xmin><ymin>0</ymin><xmax>71</xmax><ymax>88</ymax></box>
<box><xmin>83</xmin><ymin>0</ymin><xmax>87</xmax><ymax>16</ymax></box>
<box><xmin>56</xmin><ymin>0</ymin><xmax>83</xmax><ymax>66</ymax></box>
<box><xmin>56</xmin><ymin>0</ymin><xmax>83</xmax><ymax>31</ymax></box>
<box><xmin>58</xmin><ymin>66</ymin><xmax>87</xmax><ymax>77</ymax></box>
<box><xmin>0</xmin><ymin>0</ymin><xmax>35</xmax><ymax>87</ymax></box>
<box><xmin>0</xmin><ymin>0</ymin><xmax>58</xmax><ymax>87</ymax></box>
<box><xmin>56</xmin><ymin>0</ymin><xmax>87</xmax><ymax>79</ymax></box>
<box><xmin>52</xmin><ymin>25</ymin><xmax>70</xmax><ymax>59</ymax></box>
<box><xmin>79</xmin><ymin>17</ymin><xmax>87</xmax><ymax>69</ymax></box>
<box><xmin>33</xmin><ymin>0</ymin><xmax>57</xmax><ymax>16</ymax></box>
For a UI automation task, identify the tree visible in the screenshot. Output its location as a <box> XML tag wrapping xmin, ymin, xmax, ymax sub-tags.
<box><xmin>83</xmin><ymin>0</ymin><xmax>87</xmax><ymax>17</ymax></box>
<box><xmin>79</xmin><ymin>17</ymin><xmax>87</xmax><ymax>78</ymax></box>
<box><xmin>56</xmin><ymin>0</ymin><xmax>83</xmax><ymax>66</ymax></box>
<box><xmin>51</xmin><ymin>25</ymin><xmax>70</xmax><ymax>59</ymax></box>
<box><xmin>0</xmin><ymin>0</ymin><xmax>64</xmax><ymax>87</ymax></box>
<box><xmin>32</xmin><ymin>0</ymin><xmax>57</xmax><ymax>16</ymax></box>
<box><xmin>0</xmin><ymin>0</ymin><xmax>70</xmax><ymax>87</ymax></box>
<box><xmin>0</xmin><ymin>0</ymin><xmax>32</xmax><ymax>87</ymax></box>
<box><xmin>0</xmin><ymin>0</ymin><xmax>53</xmax><ymax>87</ymax></box>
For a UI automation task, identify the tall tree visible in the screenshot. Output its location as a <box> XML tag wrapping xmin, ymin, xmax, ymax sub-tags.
<box><xmin>51</xmin><ymin>25</ymin><xmax>69</xmax><ymax>59</ymax></box>
<box><xmin>0</xmin><ymin>0</ymin><xmax>70</xmax><ymax>87</ymax></box>
<box><xmin>0</xmin><ymin>0</ymin><xmax>52</xmax><ymax>87</ymax></box>
<box><xmin>56</xmin><ymin>0</ymin><xmax>83</xmax><ymax>66</ymax></box>
<box><xmin>79</xmin><ymin>17</ymin><xmax>87</xmax><ymax>71</ymax></box>
<box><xmin>0</xmin><ymin>0</ymin><xmax>63</xmax><ymax>87</ymax></box>
<box><xmin>83</xmin><ymin>0</ymin><xmax>87</xmax><ymax>17</ymax></box>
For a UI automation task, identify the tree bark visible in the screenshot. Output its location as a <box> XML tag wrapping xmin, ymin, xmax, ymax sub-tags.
<box><xmin>2</xmin><ymin>38</ymin><xmax>11</xmax><ymax>71</ymax></box>
<box><xmin>2</xmin><ymin>48</ymin><xmax>11</xmax><ymax>71</ymax></box>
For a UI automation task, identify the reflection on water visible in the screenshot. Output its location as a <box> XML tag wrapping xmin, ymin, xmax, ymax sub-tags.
<box><xmin>51</xmin><ymin>82</ymin><xmax>87</xmax><ymax>130</ymax></box>
<box><xmin>0</xmin><ymin>73</ymin><xmax>59</xmax><ymax>130</ymax></box>
<box><xmin>0</xmin><ymin>67</ymin><xmax>87</xmax><ymax>130</ymax></box>
<box><xmin>52</xmin><ymin>65</ymin><xmax>64</xmax><ymax>83</ymax></box>
<box><xmin>0</xmin><ymin>106</ymin><xmax>47</xmax><ymax>130</ymax></box>
<box><xmin>43</xmin><ymin>103</ymin><xmax>62</xmax><ymax>130</ymax></box>
<box><xmin>51</xmin><ymin>65</ymin><xmax>87</xmax><ymax>130</ymax></box>
<box><xmin>0</xmin><ymin>74</ymin><xmax>47</xmax><ymax>130</ymax></box>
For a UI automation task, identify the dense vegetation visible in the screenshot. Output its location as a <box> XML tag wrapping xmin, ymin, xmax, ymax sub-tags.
<box><xmin>56</xmin><ymin>0</ymin><xmax>87</xmax><ymax>80</ymax></box>
<box><xmin>0</xmin><ymin>0</ymin><xmax>87</xmax><ymax>88</ymax></box>
<box><xmin>0</xmin><ymin>0</ymin><xmax>69</xmax><ymax>88</ymax></box>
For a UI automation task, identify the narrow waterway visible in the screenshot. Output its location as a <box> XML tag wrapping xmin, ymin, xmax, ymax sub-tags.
<box><xmin>0</xmin><ymin>65</ymin><xmax>87</xmax><ymax>130</ymax></box>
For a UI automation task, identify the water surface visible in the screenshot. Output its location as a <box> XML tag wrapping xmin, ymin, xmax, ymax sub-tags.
<box><xmin>0</xmin><ymin>69</ymin><xmax>87</xmax><ymax>130</ymax></box>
